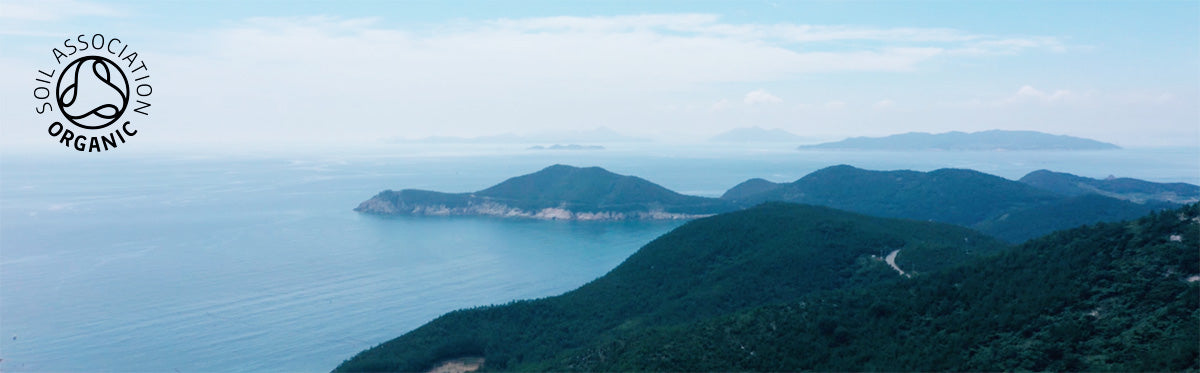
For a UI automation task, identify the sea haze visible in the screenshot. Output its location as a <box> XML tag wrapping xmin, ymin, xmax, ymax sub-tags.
<box><xmin>0</xmin><ymin>145</ymin><xmax>1196</xmax><ymax>371</ymax></box>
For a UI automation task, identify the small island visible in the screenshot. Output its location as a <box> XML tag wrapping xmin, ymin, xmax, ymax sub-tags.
<box><xmin>798</xmin><ymin>130</ymin><xmax>1120</xmax><ymax>151</ymax></box>
<box><xmin>355</xmin><ymin>165</ymin><xmax>736</xmax><ymax>220</ymax></box>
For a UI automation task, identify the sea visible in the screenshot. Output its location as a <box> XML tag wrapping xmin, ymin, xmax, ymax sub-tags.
<box><xmin>1</xmin><ymin>144</ymin><xmax>1196</xmax><ymax>372</ymax></box>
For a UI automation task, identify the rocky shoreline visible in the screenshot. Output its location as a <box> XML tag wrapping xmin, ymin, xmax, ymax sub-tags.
<box><xmin>354</xmin><ymin>197</ymin><xmax>709</xmax><ymax>221</ymax></box>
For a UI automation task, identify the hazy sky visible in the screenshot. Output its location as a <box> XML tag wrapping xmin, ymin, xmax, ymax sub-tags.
<box><xmin>1</xmin><ymin>0</ymin><xmax>1197</xmax><ymax>149</ymax></box>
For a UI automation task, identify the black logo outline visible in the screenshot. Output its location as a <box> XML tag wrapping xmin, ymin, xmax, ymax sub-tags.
<box><xmin>56</xmin><ymin>55</ymin><xmax>130</xmax><ymax>130</ymax></box>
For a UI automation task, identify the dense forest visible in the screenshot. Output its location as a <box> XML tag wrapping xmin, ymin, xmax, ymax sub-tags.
<box><xmin>724</xmin><ymin>165</ymin><xmax>1174</xmax><ymax>242</ymax></box>
<box><xmin>335</xmin><ymin>203</ymin><xmax>1008</xmax><ymax>371</ymax></box>
<box><xmin>568</xmin><ymin>204</ymin><xmax>1199</xmax><ymax>371</ymax></box>
<box><xmin>356</xmin><ymin>165</ymin><xmax>736</xmax><ymax>216</ymax></box>
<box><xmin>1020</xmin><ymin>169</ymin><xmax>1200</xmax><ymax>204</ymax></box>
<box><xmin>336</xmin><ymin>203</ymin><xmax>1198</xmax><ymax>372</ymax></box>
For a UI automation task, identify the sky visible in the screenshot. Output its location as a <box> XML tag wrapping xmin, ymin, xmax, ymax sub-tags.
<box><xmin>0</xmin><ymin>0</ymin><xmax>1197</xmax><ymax>149</ymax></box>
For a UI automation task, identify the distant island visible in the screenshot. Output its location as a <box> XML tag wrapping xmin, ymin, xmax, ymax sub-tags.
<box><xmin>709</xmin><ymin>126</ymin><xmax>812</xmax><ymax>143</ymax></box>
<box><xmin>355</xmin><ymin>165</ymin><xmax>736</xmax><ymax>220</ymax></box>
<box><xmin>798</xmin><ymin>130</ymin><xmax>1120</xmax><ymax>151</ymax></box>
<box><xmin>527</xmin><ymin>144</ymin><xmax>605</xmax><ymax>150</ymax></box>
<box><xmin>356</xmin><ymin>164</ymin><xmax>1189</xmax><ymax>242</ymax></box>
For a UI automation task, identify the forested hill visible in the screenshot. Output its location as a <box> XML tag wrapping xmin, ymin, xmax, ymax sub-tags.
<box><xmin>1020</xmin><ymin>169</ymin><xmax>1200</xmax><ymax>204</ymax></box>
<box><xmin>567</xmin><ymin>203</ymin><xmax>1200</xmax><ymax>371</ymax></box>
<box><xmin>355</xmin><ymin>164</ymin><xmax>1175</xmax><ymax>238</ymax></box>
<box><xmin>336</xmin><ymin>203</ymin><xmax>1199</xmax><ymax>372</ymax></box>
<box><xmin>724</xmin><ymin>165</ymin><xmax>1175</xmax><ymax>242</ymax></box>
<box><xmin>334</xmin><ymin>203</ymin><xmax>1009</xmax><ymax>372</ymax></box>
<box><xmin>354</xmin><ymin>165</ymin><xmax>735</xmax><ymax>220</ymax></box>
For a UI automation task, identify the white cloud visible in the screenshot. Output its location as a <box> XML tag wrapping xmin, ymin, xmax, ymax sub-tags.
<box><xmin>487</xmin><ymin>14</ymin><xmax>1056</xmax><ymax>52</ymax></box>
<box><xmin>945</xmin><ymin>85</ymin><xmax>1088</xmax><ymax>108</ymax></box>
<box><xmin>872</xmin><ymin>99</ymin><xmax>896</xmax><ymax>109</ymax></box>
<box><xmin>949</xmin><ymin>37</ymin><xmax>1066</xmax><ymax>56</ymax></box>
<box><xmin>744</xmin><ymin>90</ymin><xmax>783</xmax><ymax>105</ymax></box>
<box><xmin>975</xmin><ymin>85</ymin><xmax>1090</xmax><ymax>107</ymax></box>
<box><xmin>0</xmin><ymin>0</ymin><xmax>122</xmax><ymax>21</ymax></box>
<box><xmin>1012</xmin><ymin>85</ymin><xmax>1076</xmax><ymax>102</ymax></box>
<box><xmin>143</xmin><ymin>16</ymin><xmax>1008</xmax><ymax>143</ymax></box>
<box><xmin>945</xmin><ymin>86</ymin><xmax>1186</xmax><ymax>112</ymax></box>
<box><xmin>0</xmin><ymin>14</ymin><xmax>1086</xmax><ymax>147</ymax></box>
<box><xmin>825</xmin><ymin>101</ymin><xmax>848</xmax><ymax>110</ymax></box>
<box><xmin>1116</xmin><ymin>91</ymin><xmax>1176</xmax><ymax>105</ymax></box>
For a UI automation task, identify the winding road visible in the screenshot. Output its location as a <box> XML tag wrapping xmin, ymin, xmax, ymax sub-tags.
<box><xmin>885</xmin><ymin>249</ymin><xmax>910</xmax><ymax>278</ymax></box>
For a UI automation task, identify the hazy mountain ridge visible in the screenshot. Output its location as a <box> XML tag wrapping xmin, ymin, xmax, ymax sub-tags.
<box><xmin>1020</xmin><ymin>169</ymin><xmax>1200</xmax><ymax>204</ymax></box>
<box><xmin>355</xmin><ymin>165</ymin><xmax>737</xmax><ymax>220</ymax></box>
<box><xmin>798</xmin><ymin>130</ymin><xmax>1120</xmax><ymax>151</ymax></box>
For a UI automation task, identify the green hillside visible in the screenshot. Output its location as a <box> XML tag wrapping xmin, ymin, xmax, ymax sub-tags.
<box><xmin>355</xmin><ymin>165</ymin><xmax>735</xmax><ymax>217</ymax></box>
<box><xmin>569</xmin><ymin>203</ymin><xmax>1200</xmax><ymax>371</ymax></box>
<box><xmin>335</xmin><ymin>203</ymin><xmax>1008</xmax><ymax>372</ymax></box>
<box><xmin>727</xmin><ymin>165</ymin><xmax>1173</xmax><ymax>242</ymax></box>
<box><xmin>356</xmin><ymin>164</ymin><xmax>1173</xmax><ymax>236</ymax></box>
<box><xmin>337</xmin><ymin>203</ymin><xmax>1198</xmax><ymax>372</ymax></box>
<box><xmin>719</xmin><ymin>178</ymin><xmax>783</xmax><ymax>200</ymax></box>
<box><xmin>475</xmin><ymin>165</ymin><xmax>723</xmax><ymax>212</ymax></box>
<box><xmin>1020</xmin><ymin>169</ymin><xmax>1200</xmax><ymax>204</ymax></box>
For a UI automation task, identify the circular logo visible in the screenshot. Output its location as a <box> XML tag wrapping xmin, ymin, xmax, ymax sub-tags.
<box><xmin>34</xmin><ymin>33</ymin><xmax>152</xmax><ymax>153</ymax></box>
<box><xmin>56</xmin><ymin>56</ymin><xmax>130</xmax><ymax>130</ymax></box>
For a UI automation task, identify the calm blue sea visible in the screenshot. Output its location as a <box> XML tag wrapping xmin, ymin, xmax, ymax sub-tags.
<box><xmin>1</xmin><ymin>145</ymin><xmax>1196</xmax><ymax>372</ymax></box>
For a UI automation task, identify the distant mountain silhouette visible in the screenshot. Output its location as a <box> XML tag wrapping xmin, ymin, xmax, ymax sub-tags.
<box><xmin>798</xmin><ymin>130</ymin><xmax>1119</xmax><ymax>151</ymax></box>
